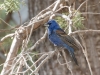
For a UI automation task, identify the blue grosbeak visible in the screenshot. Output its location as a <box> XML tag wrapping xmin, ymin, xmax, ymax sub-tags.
<box><xmin>46</xmin><ymin>19</ymin><xmax>78</xmax><ymax>65</ymax></box>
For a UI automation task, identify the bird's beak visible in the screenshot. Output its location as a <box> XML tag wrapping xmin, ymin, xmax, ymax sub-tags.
<box><xmin>44</xmin><ymin>23</ymin><xmax>49</xmax><ymax>27</ymax></box>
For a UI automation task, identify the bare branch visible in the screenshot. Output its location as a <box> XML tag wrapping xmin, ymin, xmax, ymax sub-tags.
<box><xmin>32</xmin><ymin>51</ymin><xmax>55</xmax><ymax>74</ymax></box>
<box><xmin>73</xmin><ymin>0</ymin><xmax>87</xmax><ymax>16</ymax></box>
<box><xmin>69</xmin><ymin>29</ymin><xmax>100</xmax><ymax>35</ymax></box>
<box><xmin>0</xmin><ymin>33</ymin><xmax>15</xmax><ymax>43</ymax></box>
<box><xmin>62</xmin><ymin>50</ymin><xmax>73</xmax><ymax>75</ymax></box>
<box><xmin>79</xmin><ymin>34</ymin><xmax>93</xmax><ymax>75</ymax></box>
<box><xmin>27</xmin><ymin>30</ymin><xmax>47</xmax><ymax>52</ymax></box>
<box><xmin>0</xmin><ymin>18</ymin><xmax>13</xmax><ymax>28</ymax></box>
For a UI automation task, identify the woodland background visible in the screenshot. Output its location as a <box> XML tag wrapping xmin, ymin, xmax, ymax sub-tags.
<box><xmin>0</xmin><ymin>0</ymin><xmax>100</xmax><ymax>75</ymax></box>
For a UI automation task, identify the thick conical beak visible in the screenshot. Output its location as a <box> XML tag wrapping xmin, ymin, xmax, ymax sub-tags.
<box><xmin>44</xmin><ymin>23</ymin><xmax>49</xmax><ymax>27</ymax></box>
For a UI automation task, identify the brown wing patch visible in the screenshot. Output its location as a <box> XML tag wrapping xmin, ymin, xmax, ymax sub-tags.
<box><xmin>65</xmin><ymin>35</ymin><xmax>79</xmax><ymax>50</ymax></box>
<box><xmin>56</xmin><ymin>30</ymin><xmax>66</xmax><ymax>36</ymax></box>
<box><xmin>56</xmin><ymin>29</ymin><xmax>79</xmax><ymax>50</ymax></box>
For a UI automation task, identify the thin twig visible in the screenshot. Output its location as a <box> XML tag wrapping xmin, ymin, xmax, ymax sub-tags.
<box><xmin>0</xmin><ymin>18</ymin><xmax>13</xmax><ymax>28</ymax></box>
<box><xmin>18</xmin><ymin>11</ymin><xmax>22</xmax><ymax>25</ymax></box>
<box><xmin>81</xmin><ymin>12</ymin><xmax>100</xmax><ymax>15</ymax></box>
<box><xmin>27</xmin><ymin>30</ymin><xmax>47</xmax><ymax>52</ymax></box>
<box><xmin>73</xmin><ymin>0</ymin><xmax>87</xmax><ymax>16</ymax></box>
<box><xmin>62</xmin><ymin>50</ymin><xmax>73</xmax><ymax>75</ymax></box>
<box><xmin>79</xmin><ymin>34</ymin><xmax>93</xmax><ymax>75</ymax></box>
<box><xmin>0</xmin><ymin>33</ymin><xmax>15</xmax><ymax>43</ymax></box>
<box><xmin>69</xmin><ymin>29</ymin><xmax>100</xmax><ymax>36</ymax></box>
<box><xmin>32</xmin><ymin>51</ymin><xmax>55</xmax><ymax>74</ymax></box>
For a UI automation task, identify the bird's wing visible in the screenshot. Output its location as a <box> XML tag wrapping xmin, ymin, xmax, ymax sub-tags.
<box><xmin>55</xmin><ymin>28</ymin><xmax>79</xmax><ymax>50</ymax></box>
<box><xmin>55</xmin><ymin>28</ymin><xmax>78</xmax><ymax>65</ymax></box>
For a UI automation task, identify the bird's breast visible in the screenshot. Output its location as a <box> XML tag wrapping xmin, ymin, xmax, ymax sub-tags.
<box><xmin>48</xmin><ymin>32</ymin><xmax>64</xmax><ymax>47</ymax></box>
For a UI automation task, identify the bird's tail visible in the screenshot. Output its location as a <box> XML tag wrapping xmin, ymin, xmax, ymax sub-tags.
<box><xmin>68</xmin><ymin>49</ymin><xmax>78</xmax><ymax>65</ymax></box>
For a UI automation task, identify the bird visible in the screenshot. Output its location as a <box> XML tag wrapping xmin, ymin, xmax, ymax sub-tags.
<box><xmin>46</xmin><ymin>19</ymin><xmax>78</xmax><ymax>65</ymax></box>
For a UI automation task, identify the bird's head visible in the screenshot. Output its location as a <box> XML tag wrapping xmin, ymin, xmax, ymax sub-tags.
<box><xmin>46</xmin><ymin>19</ymin><xmax>60</xmax><ymax>31</ymax></box>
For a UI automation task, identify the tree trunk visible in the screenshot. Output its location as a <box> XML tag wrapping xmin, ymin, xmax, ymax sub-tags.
<box><xmin>28</xmin><ymin>0</ymin><xmax>100</xmax><ymax>75</ymax></box>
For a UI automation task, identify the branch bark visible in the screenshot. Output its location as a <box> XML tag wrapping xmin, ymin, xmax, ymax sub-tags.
<box><xmin>0</xmin><ymin>0</ymin><xmax>65</xmax><ymax>75</ymax></box>
<box><xmin>1</xmin><ymin>29</ymin><xmax>24</xmax><ymax>75</ymax></box>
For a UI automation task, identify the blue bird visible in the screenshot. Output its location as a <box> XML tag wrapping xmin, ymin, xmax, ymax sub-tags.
<box><xmin>46</xmin><ymin>19</ymin><xmax>78</xmax><ymax>65</ymax></box>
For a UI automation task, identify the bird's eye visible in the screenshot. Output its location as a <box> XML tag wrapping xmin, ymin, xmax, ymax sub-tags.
<box><xmin>48</xmin><ymin>22</ymin><xmax>51</xmax><ymax>25</ymax></box>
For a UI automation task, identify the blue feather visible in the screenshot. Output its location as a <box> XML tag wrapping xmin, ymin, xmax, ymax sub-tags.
<box><xmin>47</xmin><ymin>19</ymin><xmax>78</xmax><ymax>65</ymax></box>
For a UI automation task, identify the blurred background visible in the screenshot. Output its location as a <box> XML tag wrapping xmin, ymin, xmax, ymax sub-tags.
<box><xmin>0</xmin><ymin>0</ymin><xmax>100</xmax><ymax>75</ymax></box>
